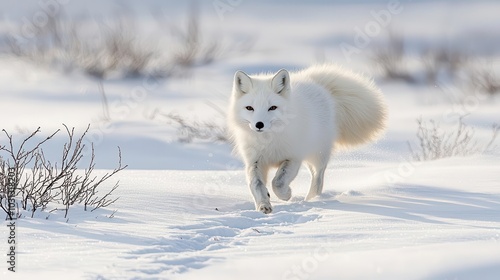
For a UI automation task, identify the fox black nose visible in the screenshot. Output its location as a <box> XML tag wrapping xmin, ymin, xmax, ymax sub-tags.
<box><xmin>256</xmin><ymin>122</ymin><xmax>264</xmax><ymax>129</ymax></box>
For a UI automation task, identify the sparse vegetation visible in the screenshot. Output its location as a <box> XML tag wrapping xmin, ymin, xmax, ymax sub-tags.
<box><xmin>148</xmin><ymin>109</ymin><xmax>228</xmax><ymax>143</ymax></box>
<box><xmin>421</xmin><ymin>47</ymin><xmax>468</xmax><ymax>85</ymax></box>
<box><xmin>466</xmin><ymin>65</ymin><xmax>500</xmax><ymax>96</ymax></box>
<box><xmin>6</xmin><ymin>13</ymin><xmax>162</xmax><ymax>79</ymax></box>
<box><xmin>3</xmin><ymin>5</ymin><xmax>253</xmax><ymax>79</ymax></box>
<box><xmin>372</xmin><ymin>32</ymin><xmax>415</xmax><ymax>83</ymax></box>
<box><xmin>408</xmin><ymin>115</ymin><xmax>499</xmax><ymax>161</ymax></box>
<box><xmin>170</xmin><ymin>4</ymin><xmax>223</xmax><ymax>68</ymax></box>
<box><xmin>0</xmin><ymin>125</ymin><xmax>126</xmax><ymax>219</ymax></box>
<box><xmin>371</xmin><ymin>32</ymin><xmax>500</xmax><ymax>91</ymax></box>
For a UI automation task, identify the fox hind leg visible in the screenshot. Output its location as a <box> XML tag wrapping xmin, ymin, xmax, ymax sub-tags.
<box><xmin>305</xmin><ymin>154</ymin><xmax>329</xmax><ymax>200</ymax></box>
<box><xmin>272</xmin><ymin>159</ymin><xmax>301</xmax><ymax>201</ymax></box>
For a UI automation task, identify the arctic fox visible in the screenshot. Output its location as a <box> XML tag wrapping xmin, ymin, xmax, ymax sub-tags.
<box><xmin>227</xmin><ymin>64</ymin><xmax>387</xmax><ymax>214</ymax></box>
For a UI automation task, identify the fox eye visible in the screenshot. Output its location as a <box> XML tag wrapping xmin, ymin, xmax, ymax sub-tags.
<box><xmin>268</xmin><ymin>106</ymin><xmax>278</xmax><ymax>111</ymax></box>
<box><xmin>245</xmin><ymin>106</ymin><xmax>254</xmax><ymax>111</ymax></box>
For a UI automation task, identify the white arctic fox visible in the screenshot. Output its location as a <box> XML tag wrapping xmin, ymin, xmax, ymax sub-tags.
<box><xmin>227</xmin><ymin>64</ymin><xmax>387</xmax><ymax>214</ymax></box>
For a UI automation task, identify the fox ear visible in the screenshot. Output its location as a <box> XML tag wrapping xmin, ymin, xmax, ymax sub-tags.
<box><xmin>271</xmin><ymin>69</ymin><xmax>290</xmax><ymax>95</ymax></box>
<box><xmin>234</xmin><ymin>70</ymin><xmax>252</xmax><ymax>95</ymax></box>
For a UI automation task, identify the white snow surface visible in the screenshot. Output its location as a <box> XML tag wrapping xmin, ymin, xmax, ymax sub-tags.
<box><xmin>1</xmin><ymin>1</ymin><xmax>500</xmax><ymax>279</ymax></box>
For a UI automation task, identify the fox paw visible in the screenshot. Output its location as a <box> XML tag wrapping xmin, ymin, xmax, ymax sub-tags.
<box><xmin>305</xmin><ymin>191</ymin><xmax>319</xmax><ymax>201</ymax></box>
<box><xmin>272</xmin><ymin>183</ymin><xmax>292</xmax><ymax>201</ymax></box>
<box><xmin>257</xmin><ymin>202</ymin><xmax>273</xmax><ymax>214</ymax></box>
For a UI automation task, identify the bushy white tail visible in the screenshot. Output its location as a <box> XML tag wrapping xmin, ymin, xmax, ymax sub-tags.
<box><xmin>301</xmin><ymin>64</ymin><xmax>387</xmax><ymax>149</ymax></box>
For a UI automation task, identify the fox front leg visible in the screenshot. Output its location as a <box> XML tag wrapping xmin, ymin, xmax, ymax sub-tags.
<box><xmin>272</xmin><ymin>159</ymin><xmax>301</xmax><ymax>201</ymax></box>
<box><xmin>246</xmin><ymin>161</ymin><xmax>272</xmax><ymax>214</ymax></box>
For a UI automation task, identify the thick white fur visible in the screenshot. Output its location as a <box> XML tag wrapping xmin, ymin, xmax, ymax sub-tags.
<box><xmin>227</xmin><ymin>64</ymin><xmax>387</xmax><ymax>213</ymax></box>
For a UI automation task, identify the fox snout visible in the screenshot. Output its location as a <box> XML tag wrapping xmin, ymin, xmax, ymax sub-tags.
<box><xmin>250</xmin><ymin>121</ymin><xmax>265</xmax><ymax>132</ymax></box>
<box><xmin>256</xmin><ymin>122</ymin><xmax>264</xmax><ymax>130</ymax></box>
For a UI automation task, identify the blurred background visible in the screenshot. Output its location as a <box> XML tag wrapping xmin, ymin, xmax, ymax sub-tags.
<box><xmin>1</xmin><ymin>0</ymin><xmax>499</xmax><ymax>169</ymax></box>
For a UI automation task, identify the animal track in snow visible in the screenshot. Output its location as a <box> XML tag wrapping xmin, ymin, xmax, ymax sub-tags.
<box><xmin>126</xmin><ymin>209</ymin><xmax>321</xmax><ymax>275</ymax></box>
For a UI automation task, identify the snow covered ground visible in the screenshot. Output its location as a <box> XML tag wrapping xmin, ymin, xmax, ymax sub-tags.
<box><xmin>7</xmin><ymin>158</ymin><xmax>500</xmax><ymax>280</ymax></box>
<box><xmin>1</xmin><ymin>1</ymin><xmax>500</xmax><ymax>279</ymax></box>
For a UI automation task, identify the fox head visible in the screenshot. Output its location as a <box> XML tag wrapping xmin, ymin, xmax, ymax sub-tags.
<box><xmin>230</xmin><ymin>69</ymin><xmax>291</xmax><ymax>133</ymax></box>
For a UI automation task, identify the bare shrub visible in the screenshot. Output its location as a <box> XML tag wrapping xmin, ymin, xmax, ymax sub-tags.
<box><xmin>466</xmin><ymin>65</ymin><xmax>500</xmax><ymax>96</ymax></box>
<box><xmin>165</xmin><ymin>113</ymin><xmax>228</xmax><ymax>143</ymax></box>
<box><xmin>3</xmin><ymin>5</ymin><xmax>253</xmax><ymax>79</ymax></box>
<box><xmin>147</xmin><ymin>108</ymin><xmax>228</xmax><ymax>143</ymax></box>
<box><xmin>421</xmin><ymin>47</ymin><xmax>468</xmax><ymax>84</ymax></box>
<box><xmin>0</xmin><ymin>157</ymin><xmax>19</xmax><ymax>220</ymax></box>
<box><xmin>372</xmin><ymin>32</ymin><xmax>415</xmax><ymax>83</ymax></box>
<box><xmin>159</xmin><ymin>3</ymin><xmax>253</xmax><ymax>77</ymax></box>
<box><xmin>408</xmin><ymin>115</ymin><xmax>499</xmax><ymax>161</ymax></box>
<box><xmin>63</xmin><ymin>17</ymin><xmax>160</xmax><ymax>79</ymax></box>
<box><xmin>77</xmin><ymin>19</ymin><xmax>160</xmax><ymax>79</ymax></box>
<box><xmin>170</xmin><ymin>4</ymin><xmax>226</xmax><ymax>68</ymax></box>
<box><xmin>0</xmin><ymin>125</ymin><xmax>127</xmax><ymax>219</ymax></box>
<box><xmin>78</xmin><ymin>145</ymin><xmax>125</xmax><ymax>212</ymax></box>
<box><xmin>6</xmin><ymin>12</ymin><xmax>65</xmax><ymax>64</ymax></box>
<box><xmin>5</xmin><ymin>11</ymin><xmax>166</xmax><ymax>79</ymax></box>
<box><xmin>372</xmin><ymin>32</ymin><xmax>478</xmax><ymax>86</ymax></box>
<box><xmin>0</xmin><ymin>128</ymin><xmax>58</xmax><ymax>219</ymax></box>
